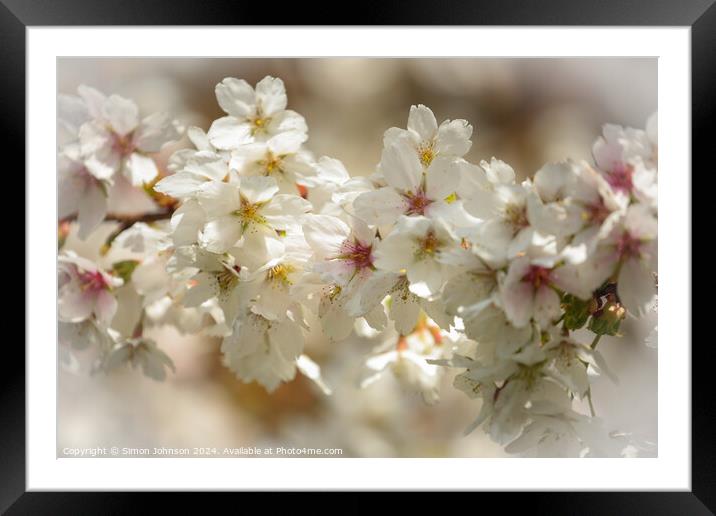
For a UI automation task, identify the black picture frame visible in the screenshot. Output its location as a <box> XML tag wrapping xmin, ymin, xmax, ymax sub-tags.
<box><xmin>4</xmin><ymin>0</ymin><xmax>708</xmax><ymax>511</ymax></box>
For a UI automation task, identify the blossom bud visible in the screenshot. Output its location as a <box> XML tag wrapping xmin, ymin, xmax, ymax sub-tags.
<box><xmin>561</xmin><ymin>294</ymin><xmax>591</xmax><ymax>330</ymax></box>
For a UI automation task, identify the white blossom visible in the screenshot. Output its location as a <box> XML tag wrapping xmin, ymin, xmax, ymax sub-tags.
<box><xmin>208</xmin><ymin>76</ymin><xmax>307</xmax><ymax>150</ymax></box>
<box><xmin>58</xmin><ymin>252</ymin><xmax>123</xmax><ymax>325</ymax></box>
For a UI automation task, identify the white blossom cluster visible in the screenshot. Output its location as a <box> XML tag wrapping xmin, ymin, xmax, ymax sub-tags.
<box><xmin>57</xmin><ymin>76</ymin><xmax>657</xmax><ymax>455</ymax></box>
<box><xmin>58</xmin><ymin>85</ymin><xmax>182</xmax><ymax>378</ymax></box>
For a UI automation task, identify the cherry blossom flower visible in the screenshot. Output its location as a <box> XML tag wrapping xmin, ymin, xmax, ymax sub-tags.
<box><xmin>58</xmin><ymin>252</ymin><xmax>123</xmax><ymax>325</ymax></box>
<box><xmin>382</xmin><ymin>104</ymin><xmax>473</xmax><ymax>165</ymax></box>
<box><xmin>230</xmin><ymin>132</ymin><xmax>316</xmax><ymax>194</ymax></box>
<box><xmin>360</xmin><ymin>314</ymin><xmax>456</xmax><ymax>404</ymax></box>
<box><xmin>196</xmin><ymin>175</ymin><xmax>311</xmax><ymax>253</ymax></box>
<box><xmin>56</xmin><ymin>75</ymin><xmax>659</xmax><ymax>456</ymax></box>
<box><xmin>72</xmin><ymin>85</ymin><xmax>182</xmax><ymax>186</ymax></box>
<box><xmin>155</xmin><ymin>150</ymin><xmax>230</xmax><ymax>199</ymax></box>
<box><xmin>354</xmin><ymin>135</ymin><xmax>463</xmax><ymax>227</ymax></box>
<box><xmin>373</xmin><ymin>215</ymin><xmax>462</xmax><ymax>298</ymax></box>
<box><xmin>172</xmin><ymin>245</ymin><xmax>255</xmax><ymax>327</ymax></box>
<box><xmin>58</xmin><ymin>150</ymin><xmax>112</xmax><ymax>239</ymax></box>
<box><xmin>221</xmin><ymin>313</ymin><xmax>305</xmax><ymax>392</ymax></box>
<box><xmin>592</xmin><ymin>118</ymin><xmax>658</xmax><ymax>208</ymax></box>
<box><xmin>583</xmin><ymin>204</ymin><xmax>658</xmax><ymax>316</ymax></box>
<box><xmin>207</xmin><ymin>76</ymin><xmax>307</xmax><ymax>150</ymax></box>
<box><xmin>102</xmin><ymin>336</ymin><xmax>175</xmax><ymax>381</ymax></box>
<box><xmin>499</xmin><ymin>254</ymin><xmax>594</xmax><ymax>328</ymax></box>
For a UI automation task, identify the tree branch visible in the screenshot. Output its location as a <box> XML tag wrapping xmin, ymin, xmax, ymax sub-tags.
<box><xmin>59</xmin><ymin>209</ymin><xmax>176</xmax><ymax>255</ymax></box>
<box><xmin>59</xmin><ymin>210</ymin><xmax>175</xmax><ymax>227</ymax></box>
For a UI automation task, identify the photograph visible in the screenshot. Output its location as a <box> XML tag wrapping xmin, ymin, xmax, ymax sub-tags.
<box><xmin>56</xmin><ymin>57</ymin><xmax>658</xmax><ymax>459</ymax></box>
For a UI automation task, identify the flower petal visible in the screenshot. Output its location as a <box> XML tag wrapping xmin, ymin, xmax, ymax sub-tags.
<box><xmin>101</xmin><ymin>94</ymin><xmax>139</xmax><ymax>137</ymax></box>
<box><xmin>407</xmin><ymin>104</ymin><xmax>438</xmax><ymax>142</ymax></box>
<box><xmin>215</xmin><ymin>77</ymin><xmax>255</xmax><ymax>117</ymax></box>
<box><xmin>208</xmin><ymin>116</ymin><xmax>253</xmax><ymax>150</ymax></box>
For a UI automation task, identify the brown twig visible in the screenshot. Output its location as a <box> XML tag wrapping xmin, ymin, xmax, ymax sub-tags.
<box><xmin>59</xmin><ymin>209</ymin><xmax>176</xmax><ymax>254</ymax></box>
<box><xmin>59</xmin><ymin>210</ymin><xmax>175</xmax><ymax>226</ymax></box>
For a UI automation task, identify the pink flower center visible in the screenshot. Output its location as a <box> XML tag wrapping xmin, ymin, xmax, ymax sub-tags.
<box><xmin>583</xmin><ymin>199</ymin><xmax>611</xmax><ymax>225</ymax></box>
<box><xmin>521</xmin><ymin>265</ymin><xmax>552</xmax><ymax>289</ymax></box>
<box><xmin>605</xmin><ymin>162</ymin><xmax>634</xmax><ymax>193</ymax></box>
<box><xmin>404</xmin><ymin>189</ymin><xmax>433</xmax><ymax>216</ymax></box>
<box><xmin>111</xmin><ymin>131</ymin><xmax>136</xmax><ymax>157</ymax></box>
<box><xmin>616</xmin><ymin>231</ymin><xmax>642</xmax><ymax>259</ymax></box>
<box><xmin>338</xmin><ymin>239</ymin><xmax>374</xmax><ymax>270</ymax></box>
<box><xmin>79</xmin><ymin>270</ymin><xmax>109</xmax><ymax>292</ymax></box>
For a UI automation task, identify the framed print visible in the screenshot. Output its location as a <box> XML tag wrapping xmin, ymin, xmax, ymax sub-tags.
<box><xmin>5</xmin><ymin>0</ymin><xmax>710</xmax><ymax>511</ymax></box>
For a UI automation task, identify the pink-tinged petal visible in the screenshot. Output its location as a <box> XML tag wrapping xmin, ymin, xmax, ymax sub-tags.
<box><xmin>592</xmin><ymin>125</ymin><xmax>624</xmax><ymax>171</ymax></box>
<box><xmin>533</xmin><ymin>286</ymin><xmax>561</xmax><ymax>327</ymax></box>
<box><xmin>618</xmin><ymin>257</ymin><xmax>656</xmax><ymax>317</ymax></box>
<box><xmin>632</xmin><ymin>166</ymin><xmax>657</xmax><ymax>208</ymax></box>
<box><xmin>255</xmin><ymin>76</ymin><xmax>287</xmax><ymax>116</ymax></box>
<box><xmin>84</xmin><ymin>155</ymin><xmax>115</xmax><ymax>181</ymax></box>
<box><xmin>215</xmin><ymin>78</ymin><xmax>255</xmax><ymax>118</ymax></box>
<box><xmin>353</xmin><ymin>187</ymin><xmax>407</xmax><ymax>227</ymax></box>
<box><xmin>77</xmin><ymin>85</ymin><xmax>107</xmax><ymax>118</ymax></box>
<box><xmin>499</xmin><ymin>257</ymin><xmax>535</xmax><ymax>327</ymax></box>
<box><xmin>207</xmin><ymin>116</ymin><xmax>253</xmax><ymax>150</ymax></box>
<box><xmin>625</xmin><ymin>203</ymin><xmax>657</xmax><ymax>240</ymax></box>
<box><xmin>76</xmin><ymin>183</ymin><xmax>107</xmax><ymax>240</ymax></box>
<box><xmin>134</xmin><ymin>112</ymin><xmax>181</xmax><ymax>152</ymax></box>
<box><xmin>436</xmin><ymin>118</ymin><xmax>472</xmax><ymax>157</ymax></box>
<box><xmin>101</xmin><ymin>95</ymin><xmax>139</xmax><ymax>137</ymax></box>
<box><xmin>58</xmin><ymin>94</ymin><xmax>89</xmax><ymax>142</ymax></box>
<box><xmin>94</xmin><ymin>290</ymin><xmax>118</xmax><ymax>325</ymax></box>
<box><xmin>57</xmin><ymin>159</ymin><xmax>84</xmax><ymax>219</ymax></box>
<box><xmin>58</xmin><ymin>286</ymin><xmax>94</xmax><ymax>322</ymax></box>
<box><xmin>407</xmin><ymin>104</ymin><xmax>438</xmax><ymax>142</ymax></box>
<box><xmin>379</xmin><ymin>137</ymin><xmax>423</xmax><ymax>193</ymax></box>
<box><xmin>78</xmin><ymin>121</ymin><xmax>112</xmax><ymax>157</ymax></box>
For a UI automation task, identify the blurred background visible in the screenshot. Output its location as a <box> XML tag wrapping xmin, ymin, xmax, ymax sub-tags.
<box><xmin>57</xmin><ymin>58</ymin><xmax>657</xmax><ymax>458</ymax></box>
